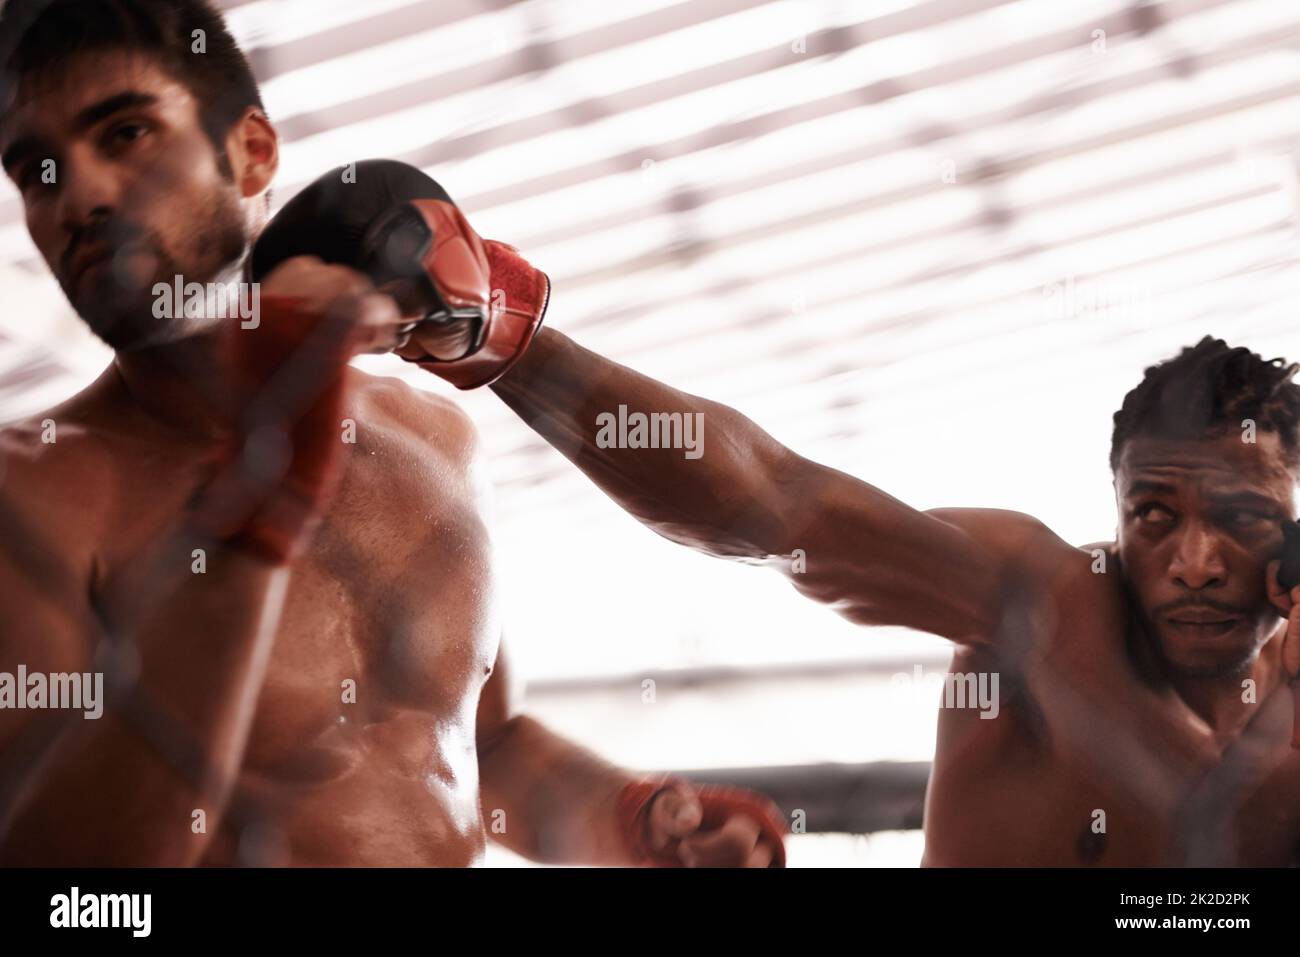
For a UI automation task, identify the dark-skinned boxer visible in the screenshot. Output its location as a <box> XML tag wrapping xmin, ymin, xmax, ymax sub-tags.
<box><xmin>0</xmin><ymin>0</ymin><xmax>786</xmax><ymax>867</ymax></box>
<box><xmin>313</xmin><ymin>158</ymin><xmax>1300</xmax><ymax>865</ymax></box>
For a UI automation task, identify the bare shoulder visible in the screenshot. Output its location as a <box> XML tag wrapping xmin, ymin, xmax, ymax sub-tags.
<box><xmin>925</xmin><ymin>507</ymin><xmax>1106</xmax><ymax>594</ymax></box>
<box><xmin>0</xmin><ymin>386</ymin><xmax>119</xmax><ymax>506</ymax></box>
<box><xmin>925</xmin><ymin>508</ymin><xmax>1072</xmax><ymax>558</ymax></box>
<box><xmin>930</xmin><ymin>508</ymin><xmax>1126</xmax><ymax>659</ymax></box>
<box><xmin>348</xmin><ymin>370</ymin><xmax>476</xmax><ymax>445</ymax></box>
<box><xmin>343</xmin><ymin>370</ymin><xmax>495</xmax><ymax>521</ymax></box>
<box><xmin>0</xmin><ymin>369</ymin><xmax>133</xmax><ymax>596</ymax></box>
<box><xmin>0</xmin><ymin>403</ymin><xmax>108</xmax><ymax>671</ymax></box>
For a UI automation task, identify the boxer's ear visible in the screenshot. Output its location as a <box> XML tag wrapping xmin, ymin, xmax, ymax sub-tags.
<box><xmin>225</xmin><ymin>106</ymin><xmax>279</xmax><ymax>203</ymax></box>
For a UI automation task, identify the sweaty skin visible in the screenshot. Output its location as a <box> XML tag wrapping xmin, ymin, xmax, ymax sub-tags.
<box><xmin>0</xmin><ymin>48</ymin><xmax>779</xmax><ymax>868</ymax></box>
<box><xmin>492</xmin><ymin>328</ymin><xmax>1300</xmax><ymax>866</ymax></box>
<box><xmin>0</xmin><ymin>49</ymin><xmax>503</xmax><ymax>866</ymax></box>
<box><xmin>1</xmin><ymin>367</ymin><xmax>498</xmax><ymax>865</ymax></box>
<box><xmin>0</xmin><ymin>357</ymin><xmax>778</xmax><ymax>869</ymax></box>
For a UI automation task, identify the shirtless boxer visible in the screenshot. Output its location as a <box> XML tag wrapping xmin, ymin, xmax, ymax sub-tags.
<box><xmin>364</xmin><ymin>185</ymin><xmax>1300</xmax><ymax>864</ymax></box>
<box><xmin>0</xmin><ymin>0</ymin><xmax>787</xmax><ymax>867</ymax></box>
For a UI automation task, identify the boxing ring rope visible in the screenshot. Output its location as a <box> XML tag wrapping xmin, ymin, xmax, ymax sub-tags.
<box><xmin>679</xmin><ymin>762</ymin><xmax>930</xmax><ymax>835</ymax></box>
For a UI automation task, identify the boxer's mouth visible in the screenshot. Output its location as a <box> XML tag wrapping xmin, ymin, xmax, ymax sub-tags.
<box><xmin>68</xmin><ymin>246</ymin><xmax>114</xmax><ymax>286</ymax></box>
<box><xmin>1166</xmin><ymin>607</ymin><xmax>1243</xmax><ymax>639</ymax></box>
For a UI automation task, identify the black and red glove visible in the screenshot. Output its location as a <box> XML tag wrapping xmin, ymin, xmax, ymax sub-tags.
<box><xmin>250</xmin><ymin>158</ymin><xmax>549</xmax><ymax>390</ymax></box>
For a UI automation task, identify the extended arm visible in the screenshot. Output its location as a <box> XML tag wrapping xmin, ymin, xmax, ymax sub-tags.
<box><xmin>253</xmin><ymin>159</ymin><xmax>1048</xmax><ymax>646</ymax></box>
<box><xmin>493</xmin><ymin>327</ymin><xmax>1029</xmax><ymax>644</ymax></box>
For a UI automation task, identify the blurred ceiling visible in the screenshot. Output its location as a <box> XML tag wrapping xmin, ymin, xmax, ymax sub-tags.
<box><xmin>3</xmin><ymin>0</ymin><xmax>1300</xmax><ymax>525</ymax></box>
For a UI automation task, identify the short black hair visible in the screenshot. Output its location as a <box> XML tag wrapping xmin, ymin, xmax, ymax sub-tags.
<box><xmin>1110</xmin><ymin>335</ymin><xmax>1300</xmax><ymax>473</ymax></box>
<box><xmin>0</xmin><ymin>0</ymin><xmax>265</xmax><ymax>168</ymax></box>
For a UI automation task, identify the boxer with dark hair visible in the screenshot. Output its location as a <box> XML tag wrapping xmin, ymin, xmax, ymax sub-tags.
<box><xmin>0</xmin><ymin>0</ymin><xmax>785</xmax><ymax>867</ymax></box>
<box><xmin>367</xmin><ymin>167</ymin><xmax>1300</xmax><ymax>864</ymax></box>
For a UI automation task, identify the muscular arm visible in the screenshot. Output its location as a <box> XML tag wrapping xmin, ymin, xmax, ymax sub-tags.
<box><xmin>493</xmin><ymin>327</ymin><xmax>1043</xmax><ymax>643</ymax></box>
<box><xmin>475</xmin><ymin>639</ymin><xmax>643</xmax><ymax>866</ymax></box>
<box><xmin>0</xmin><ymin>485</ymin><xmax>291</xmax><ymax>866</ymax></box>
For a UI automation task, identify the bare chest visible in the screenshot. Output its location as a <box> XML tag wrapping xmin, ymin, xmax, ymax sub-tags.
<box><xmin>926</xmin><ymin>606</ymin><xmax>1300</xmax><ymax>865</ymax></box>
<box><xmin>98</xmin><ymin>419</ymin><xmax>500</xmax><ymax>778</ymax></box>
<box><xmin>248</xmin><ymin>427</ymin><xmax>500</xmax><ymax>774</ymax></box>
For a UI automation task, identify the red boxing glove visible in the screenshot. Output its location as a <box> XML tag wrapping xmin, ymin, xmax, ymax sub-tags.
<box><xmin>247</xmin><ymin>160</ymin><xmax>547</xmax><ymax>390</ymax></box>
<box><xmin>370</xmin><ymin>198</ymin><xmax>550</xmax><ymax>389</ymax></box>
<box><xmin>617</xmin><ymin>777</ymin><xmax>788</xmax><ymax>868</ymax></box>
<box><xmin>190</xmin><ymin>295</ymin><xmax>357</xmax><ymax>564</ymax></box>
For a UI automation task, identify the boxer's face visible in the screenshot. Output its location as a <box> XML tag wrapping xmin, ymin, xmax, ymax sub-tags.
<box><xmin>1</xmin><ymin>50</ymin><xmax>250</xmax><ymax>350</ymax></box>
<box><xmin>1114</xmin><ymin>430</ymin><xmax>1295</xmax><ymax>677</ymax></box>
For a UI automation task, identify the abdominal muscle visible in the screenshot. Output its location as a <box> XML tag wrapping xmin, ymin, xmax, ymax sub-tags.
<box><xmin>201</xmin><ymin>710</ymin><xmax>487</xmax><ymax>867</ymax></box>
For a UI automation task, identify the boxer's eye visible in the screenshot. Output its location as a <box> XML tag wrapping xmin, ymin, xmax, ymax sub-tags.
<box><xmin>1220</xmin><ymin>508</ymin><xmax>1269</xmax><ymax>529</ymax></box>
<box><xmin>102</xmin><ymin>121</ymin><xmax>150</xmax><ymax>154</ymax></box>
<box><xmin>1135</xmin><ymin>503</ymin><xmax>1175</xmax><ymax>525</ymax></box>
